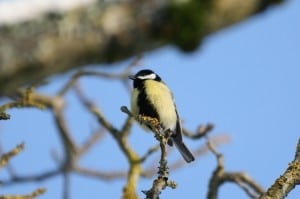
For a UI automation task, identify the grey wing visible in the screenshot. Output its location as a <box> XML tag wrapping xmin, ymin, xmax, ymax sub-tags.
<box><xmin>171</xmin><ymin>110</ymin><xmax>195</xmax><ymax>163</ymax></box>
<box><xmin>174</xmin><ymin>110</ymin><xmax>183</xmax><ymax>142</ymax></box>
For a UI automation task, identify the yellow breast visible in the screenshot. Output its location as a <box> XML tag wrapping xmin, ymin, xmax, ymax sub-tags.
<box><xmin>144</xmin><ymin>80</ymin><xmax>177</xmax><ymax>130</ymax></box>
<box><xmin>131</xmin><ymin>88</ymin><xmax>139</xmax><ymax>116</ymax></box>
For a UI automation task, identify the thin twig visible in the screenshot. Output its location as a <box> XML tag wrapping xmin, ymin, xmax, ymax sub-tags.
<box><xmin>140</xmin><ymin>144</ymin><xmax>160</xmax><ymax>163</ymax></box>
<box><xmin>183</xmin><ymin>123</ymin><xmax>214</xmax><ymax>139</ymax></box>
<box><xmin>52</xmin><ymin>105</ymin><xmax>78</xmax><ymax>164</ymax></box>
<box><xmin>0</xmin><ymin>143</ymin><xmax>24</xmax><ymax>169</ymax></box>
<box><xmin>63</xmin><ymin>172</ymin><xmax>70</xmax><ymax>199</ymax></box>
<box><xmin>58</xmin><ymin>71</ymin><xmax>129</xmax><ymax>96</ymax></box>
<box><xmin>74</xmin><ymin>166</ymin><xmax>127</xmax><ymax>181</ymax></box>
<box><xmin>74</xmin><ymin>85</ymin><xmax>119</xmax><ymax>137</ymax></box>
<box><xmin>77</xmin><ymin>128</ymin><xmax>106</xmax><ymax>156</ymax></box>
<box><xmin>1</xmin><ymin>169</ymin><xmax>61</xmax><ymax>186</ymax></box>
<box><xmin>0</xmin><ymin>188</ymin><xmax>46</xmax><ymax>199</ymax></box>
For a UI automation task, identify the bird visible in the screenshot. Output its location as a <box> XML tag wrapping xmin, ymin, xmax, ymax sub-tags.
<box><xmin>129</xmin><ymin>69</ymin><xmax>195</xmax><ymax>163</ymax></box>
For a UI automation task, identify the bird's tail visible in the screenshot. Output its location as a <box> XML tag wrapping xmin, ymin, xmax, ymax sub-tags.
<box><xmin>172</xmin><ymin>137</ymin><xmax>195</xmax><ymax>163</ymax></box>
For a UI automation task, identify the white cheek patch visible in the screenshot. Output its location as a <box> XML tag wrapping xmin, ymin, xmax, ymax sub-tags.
<box><xmin>138</xmin><ymin>73</ymin><xmax>156</xmax><ymax>80</ymax></box>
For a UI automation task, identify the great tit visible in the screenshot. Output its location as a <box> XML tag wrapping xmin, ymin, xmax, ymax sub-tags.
<box><xmin>129</xmin><ymin>69</ymin><xmax>195</xmax><ymax>163</ymax></box>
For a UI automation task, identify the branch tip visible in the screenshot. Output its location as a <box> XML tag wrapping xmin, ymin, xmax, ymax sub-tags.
<box><xmin>120</xmin><ymin>106</ymin><xmax>132</xmax><ymax>116</ymax></box>
<box><xmin>167</xmin><ymin>180</ymin><xmax>177</xmax><ymax>189</ymax></box>
<box><xmin>0</xmin><ymin>112</ymin><xmax>10</xmax><ymax>120</ymax></box>
<box><xmin>295</xmin><ymin>138</ymin><xmax>300</xmax><ymax>161</ymax></box>
<box><xmin>0</xmin><ymin>143</ymin><xmax>25</xmax><ymax>169</ymax></box>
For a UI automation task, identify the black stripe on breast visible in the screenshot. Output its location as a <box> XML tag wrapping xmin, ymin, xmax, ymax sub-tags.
<box><xmin>137</xmin><ymin>86</ymin><xmax>160</xmax><ymax>130</ymax></box>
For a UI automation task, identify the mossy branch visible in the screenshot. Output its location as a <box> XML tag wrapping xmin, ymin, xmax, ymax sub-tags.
<box><xmin>121</xmin><ymin>106</ymin><xmax>177</xmax><ymax>199</ymax></box>
<box><xmin>0</xmin><ymin>0</ymin><xmax>284</xmax><ymax>96</ymax></box>
<box><xmin>259</xmin><ymin>138</ymin><xmax>300</xmax><ymax>199</ymax></box>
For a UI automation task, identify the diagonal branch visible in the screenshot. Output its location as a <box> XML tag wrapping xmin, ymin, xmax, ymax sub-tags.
<box><xmin>77</xmin><ymin>128</ymin><xmax>106</xmax><ymax>156</ymax></box>
<box><xmin>0</xmin><ymin>143</ymin><xmax>24</xmax><ymax>169</ymax></box>
<box><xmin>76</xmin><ymin>90</ymin><xmax>141</xmax><ymax>199</ymax></box>
<box><xmin>259</xmin><ymin>138</ymin><xmax>300</xmax><ymax>199</ymax></box>
<box><xmin>74</xmin><ymin>85</ymin><xmax>119</xmax><ymax>137</ymax></box>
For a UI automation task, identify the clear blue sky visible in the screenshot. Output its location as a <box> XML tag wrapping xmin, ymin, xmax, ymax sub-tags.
<box><xmin>1</xmin><ymin>0</ymin><xmax>299</xmax><ymax>198</ymax></box>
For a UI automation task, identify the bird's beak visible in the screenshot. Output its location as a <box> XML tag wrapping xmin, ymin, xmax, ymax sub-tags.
<box><xmin>128</xmin><ymin>75</ymin><xmax>136</xmax><ymax>80</ymax></box>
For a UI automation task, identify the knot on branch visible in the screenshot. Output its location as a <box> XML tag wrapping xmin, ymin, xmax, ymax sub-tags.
<box><xmin>142</xmin><ymin>177</ymin><xmax>177</xmax><ymax>199</ymax></box>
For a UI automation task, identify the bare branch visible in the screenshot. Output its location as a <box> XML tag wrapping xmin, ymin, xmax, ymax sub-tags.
<box><xmin>1</xmin><ymin>169</ymin><xmax>61</xmax><ymax>186</ymax></box>
<box><xmin>0</xmin><ymin>143</ymin><xmax>24</xmax><ymax>169</ymax></box>
<box><xmin>0</xmin><ymin>188</ymin><xmax>46</xmax><ymax>199</ymax></box>
<box><xmin>1</xmin><ymin>65</ymin><xmax>272</xmax><ymax>199</ymax></box>
<box><xmin>223</xmin><ymin>172</ymin><xmax>264</xmax><ymax>199</ymax></box>
<box><xmin>228</xmin><ymin>173</ymin><xmax>263</xmax><ymax>199</ymax></box>
<box><xmin>75</xmin><ymin>92</ymin><xmax>142</xmax><ymax>199</ymax></box>
<box><xmin>63</xmin><ymin>173</ymin><xmax>70</xmax><ymax>199</ymax></box>
<box><xmin>141</xmin><ymin>129</ymin><xmax>175</xmax><ymax>199</ymax></box>
<box><xmin>206</xmin><ymin>136</ymin><xmax>264</xmax><ymax>199</ymax></box>
<box><xmin>259</xmin><ymin>138</ymin><xmax>300</xmax><ymax>199</ymax></box>
<box><xmin>140</xmin><ymin>145</ymin><xmax>160</xmax><ymax>163</ymax></box>
<box><xmin>77</xmin><ymin>128</ymin><xmax>106</xmax><ymax>156</ymax></box>
<box><xmin>74</xmin><ymin>85</ymin><xmax>119</xmax><ymax>137</ymax></box>
<box><xmin>58</xmin><ymin>69</ymin><xmax>132</xmax><ymax>96</ymax></box>
<box><xmin>74</xmin><ymin>166</ymin><xmax>127</xmax><ymax>181</ymax></box>
<box><xmin>183</xmin><ymin>123</ymin><xmax>214</xmax><ymax>139</ymax></box>
<box><xmin>52</xmin><ymin>102</ymin><xmax>78</xmax><ymax>163</ymax></box>
<box><xmin>121</xmin><ymin>105</ymin><xmax>178</xmax><ymax>199</ymax></box>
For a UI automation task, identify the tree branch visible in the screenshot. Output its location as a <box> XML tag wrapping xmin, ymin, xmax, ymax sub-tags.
<box><xmin>259</xmin><ymin>138</ymin><xmax>300</xmax><ymax>199</ymax></box>
<box><xmin>0</xmin><ymin>188</ymin><xmax>46</xmax><ymax>199</ymax></box>
<box><xmin>206</xmin><ymin>136</ymin><xmax>264</xmax><ymax>199</ymax></box>
<box><xmin>183</xmin><ymin>123</ymin><xmax>214</xmax><ymax>139</ymax></box>
<box><xmin>76</xmin><ymin>91</ymin><xmax>141</xmax><ymax>199</ymax></box>
<box><xmin>0</xmin><ymin>143</ymin><xmax>24</xmax><ymax>169</ymax></box>
<box><xmin>0</xmin><ymin>0</ymin><xmax>284</xmax><ymax>96</ymax></box>
<box><xmin>121</xmin><ymin>106</ymin><xmax>177</xmax><ymax>199</ymax></box>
